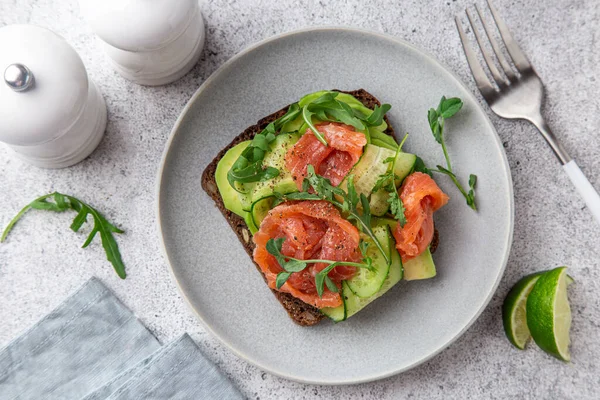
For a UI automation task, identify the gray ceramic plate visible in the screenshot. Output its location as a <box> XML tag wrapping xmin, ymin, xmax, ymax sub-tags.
<box><xmin>157</xmin><ymin>27</ymin><xmax>514</xmax><ymax>385</ymax></box>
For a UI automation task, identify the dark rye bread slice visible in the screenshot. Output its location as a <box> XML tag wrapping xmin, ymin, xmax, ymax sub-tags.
<box><xmin>201</xmin><ymin>89</ymin><xmax>437</xmax><ymax>326</ymax></box>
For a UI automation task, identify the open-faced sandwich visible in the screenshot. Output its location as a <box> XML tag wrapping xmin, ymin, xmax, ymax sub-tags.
<box><xmin>202</xmin><ymin>89</ymin><xmax>449</xmax><ymax>326</ymax></box>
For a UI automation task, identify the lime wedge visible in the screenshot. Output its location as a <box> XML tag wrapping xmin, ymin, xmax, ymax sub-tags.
<box><xmin>502</xmin><ymin>273</ymin><xmax>542</xmax><ymax>349</ymax></box>
<box><xmin>526</xmin><ymin>267</ymin><xmax>572</xmax><ymax>361</ymax></box>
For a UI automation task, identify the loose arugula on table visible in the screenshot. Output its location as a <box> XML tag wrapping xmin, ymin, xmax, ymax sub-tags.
<box><xmin>1</xmin><ymin>192</ymin><xmax>127</xmax><ymax>278</ymax></box>
<box><xmin>267</xmin><ymin>237</ymin><xmax>373</xmax><ymax>298</ymax></box>
<box><xmin>427</xmin><ymin>96</ymin><xmax>478</xmax><ymax>210</ymax></box>
<box><xmin>372</xmin><ymin>135</ymin><xmax>409</xmax><ymax>227</ymax></box>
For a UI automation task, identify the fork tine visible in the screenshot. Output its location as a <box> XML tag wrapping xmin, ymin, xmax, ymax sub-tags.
<box><xmin>465</xmin><ymin>7</ymin><xmax>507</xmax><ymax>86</ymax></box>
<box><xmin>455</xmin><ymin>16</ymin><xmax>497</xmax><ymax>99</ymax></box>
<box><xmin>475</xmin><ymin>4</ymin><xmax>518</xmax><ymax>81</ymax></box>
<box><xmin>485</xmin><ymin>0</ymin><xmax>532</xmax><ymax>72</ymax></box>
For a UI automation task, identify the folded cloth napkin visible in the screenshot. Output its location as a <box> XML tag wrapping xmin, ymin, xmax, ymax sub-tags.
<box><xmin>84</xmin><ymin>334</ymin><xmax>243</xmax><ymax>400</ymax></box>
<box><xmin>0</xmin><ymin>278</ymin><xmax>244</xmax><ymax>400</ymax></box>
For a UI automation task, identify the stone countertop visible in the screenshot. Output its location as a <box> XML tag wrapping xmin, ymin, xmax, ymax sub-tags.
<box><xmin>1</xmin><ymin>0</ymin><xmax>599</xmax><ymax>398</ymax></box>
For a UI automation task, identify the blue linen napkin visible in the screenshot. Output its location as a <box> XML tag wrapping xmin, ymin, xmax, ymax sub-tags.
<box><xmin>85</xmin><ymin>334</ymin><xmax>243</xmax><ymax>400</ymax></box>
<box><xmin>0</xmin><ymin>278</ymin><xmax>244</xmax><ymax>400</ymax></box>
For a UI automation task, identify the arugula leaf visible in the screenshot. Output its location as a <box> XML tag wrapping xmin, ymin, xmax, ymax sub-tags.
<box><xmin>266</xmin><ymin>238</ymin><xmax>372</xmax><ymax>297</ymax></box>
<box><xmin>280</xmin><ymin>192</ymin><xmax>322</xmax><ymax>201</ymax></box>
<box><xmin>366</xmin><ymin>104</ymin><xmax>392</xmax><ymax>126</ymax></box>
<box><xmin>345</xmin><ymin>175</ymin><xmax>359</xmax><ymax>211</ymax></box>
<box><xmin>227</xmin><ymin>103</ymin><xmax>301</xmax><ymax>187</ymax></box>
<box><xmin>427</xmin><ymin>96</ymin><xmax>477</xmax><ymax>210</ymax></box>
<box><xmin>388</xmin><ymin>190</ymin><xmax>406</xmax><ymax>225</ymax></box>
<box><xmin>302</xmin><ymin>104</ymin><xmax>327</xmax><ymax>146</ymax></box>
<box><xmin>1</xmin><ymin>192</ymin><xmax>127</xmax><ymax>278</ymax></box>
<box><xmin>306</xmin><ymin>92</ymin><xmax>366</xmax><ymax>132</ymax></box>
<box><xmin>359</xmin><ymin>240</ymin><xmax>369</xmax><ymax>257</ymax></box>
<box><xmin>359</xmin><ymin>194</ymin><xmax>371</xmax><ymax>228</ymax></box>
<box><xmin>371</xmin><ymin>146</ymin><xmax>408</xmax><ymax>227</ymax></box>
<box><xmin>413</xmin><ymin>156</ymin><xmax>432</xmax><ymax>177</ymax></box>
<box><xmin>277</xmin><ymin>103</ymin><xmax>302</xmax><ymax>126</ymax></box>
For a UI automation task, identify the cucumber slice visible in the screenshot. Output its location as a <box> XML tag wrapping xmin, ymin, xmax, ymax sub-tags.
<box><xmin>394</xmin><ymin>152</ymin><xmax>417</xmax><ymax>183</ymax></box>
<box><xmin>249</xmin><ymin>192</ymin><xmax>292</xmax><ymax>229</ymax></box>
<box><xmin>369</xmin><ymin>188</ymin><xmax>391</xmax><ymax>217</ymax></box>
<box><xmin>340</xmin><ymin>144</ymin><xmax>394</xmax><ymax>193</ymax></box>
<box><xmin>344</xmin><ymin>243</ymin><xmax>403</xmax><ymax>319</ymax></box>
<box><xmin>321</xmin><ymin>296</ymin><xmax>346</xmax><ymax>322</ymax></box>
<box><xmin>250</xmin><ymin>196</ymin><xmax>273</xmax><ymax>230</ymax></box>
<box><xmin>215</xmin><ymin>141</ymin><xmax>252</xmax><ymax>217</ymax></box>
<box><xmin>346</xmin><ymin>226</ymin><xmax>391</xmax><ymax>298</ymax></box>
<box><xmin>322</xmin><ymin>223</ymin><xmax>404</xmax><ymax>322</ymax></box>
<box><xmin>371</xmin><ymin>151</ymin><xmax>418</xmax><ymax>215</ymax></box>
<box><xmin>355</xmin><ymin>146</ymin><xmax>396</xmax><ymax>195</ymax></box>
<box><xmin>339</xmin><ymin>144</ymin><xmax>417</xmax><ymax>217</ymax></box>
<box><xmin>244</xmin><ymin>212</ymin><xmax>259</xmax><ymax>235</ymax></box>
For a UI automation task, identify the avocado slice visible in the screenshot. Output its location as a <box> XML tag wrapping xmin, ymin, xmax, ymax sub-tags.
<box><xmin>403</xmin><ymin>248</ymin><xmax>436</xmax><ymax>280</ymax></box>
<box><xmin>250</xmin><ymin>133</ymin><xmax>300</xmax><ymax>203</ymax></box>
<box><xmin>215</xmin><ymin>141</ymin><xmax>251</xmax><ymax>217</ymax></box>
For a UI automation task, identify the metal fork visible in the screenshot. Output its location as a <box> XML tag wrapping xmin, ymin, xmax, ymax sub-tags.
<box><xmin>456</xmin><ymin>0</ymin><xmax>600</xmax><ymax>223</ymax></box>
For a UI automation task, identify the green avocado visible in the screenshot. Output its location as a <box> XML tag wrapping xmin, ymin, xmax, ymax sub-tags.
<box><xmin>403</xmin><ymin>248</ymin><xmax>436</xmax><ymax>281</ymax></box>
<box><xmin>215</xmin><ymin>141</ymin><xmax>251</xmax><ymax>217</ymax></box>
<box><xmin>250</xmin><ymin>133</ymin><xmax>300</xmax><ymax>202</ymax></box>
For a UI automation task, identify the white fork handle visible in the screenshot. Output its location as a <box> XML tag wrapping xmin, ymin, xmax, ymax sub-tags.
<box><xmin>563</xmin><ymin>160</ymin><xmax>600</xmax><ymax>224</ymax></box>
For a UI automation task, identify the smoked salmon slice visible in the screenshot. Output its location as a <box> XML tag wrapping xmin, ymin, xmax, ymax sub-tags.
<box><xmin>285</xmin><ymin>123</ymin><xmax>367</xmax><ymax>189</ymax></box>
<box><xmin>253</xmin><ymin>201</ymin><xmax>361</xmax><ymax>308</ymax></box>
<box><xmin>393</xmin><ymin>172</ymin><xmax>449</xmax><ymax>263</ymax></box>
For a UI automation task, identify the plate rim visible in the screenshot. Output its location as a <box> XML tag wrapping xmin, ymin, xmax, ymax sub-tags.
<box><xmin>156</xmin><ymin>26</ymin><xmax>515</xmax><ymax>385</ymax></box>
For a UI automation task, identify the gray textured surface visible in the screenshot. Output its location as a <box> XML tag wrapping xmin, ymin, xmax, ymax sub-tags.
<box><xmin>0</xmin><ymin>0</ymin><xmax>598</xmax><ymax>398</ymax></box>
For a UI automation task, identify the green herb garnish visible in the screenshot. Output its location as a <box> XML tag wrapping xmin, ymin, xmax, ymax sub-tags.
<box><xmin>301</xmin><ymin>92</ymin><xmax>391</xmax><ymax>146</ymax></box>
<box><xmin>227</xmin><ymin>103</ymin><xmax>301</xmax><ymax>188</ymax></box>
<box><xmin>266</xmin><ymin>237</ymin><xmax>373</xmax><ymax>297</ymax></box>
<box><xmin>427</xmin><ymin>96</ymin><xmax>478</xmax><ymax>210</ymax></box>
<box><xmin>372</xmin><ymin>135</ymin><xmax>409</xmax><ymax>227</ymax></box>
<box><xmin>274</xmin><ymin>165</ymin><xmax>390</xmax><ymax>264</ymax></box>
<box><xmin>1</xmin><ymin>192</ymin><xmax>126</xmax><ymax>278</ymax></box>
<box><xmin>412</xmin><ymin>155</ymin><xmax>432</xmax><ymax>177</ymax></box>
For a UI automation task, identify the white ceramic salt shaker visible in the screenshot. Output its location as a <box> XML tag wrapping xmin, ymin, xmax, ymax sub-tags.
<box><xmin>78</xmin><ymin>0</ymin><xmax>206</xmax><ymax>86</ymax></box>
<box><xmin>0</xmin><ymin>25</ymin><xmax>107</xmax><ymax>169</ymax></box>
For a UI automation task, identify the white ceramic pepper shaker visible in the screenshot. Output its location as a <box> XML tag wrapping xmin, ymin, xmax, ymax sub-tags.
<box><xmin>78</xmin><ymin>0</ymin><xmax>206</xmax><ymax>86</ymax></box>
<box><xmin>0</xmin><ymin>25</ymin><xmax>107</xmax><ymax>169</ymax></box>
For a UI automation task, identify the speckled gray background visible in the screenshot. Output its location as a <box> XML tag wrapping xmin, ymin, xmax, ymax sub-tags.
<box><xmin>0</xmin><ymin>0</ymin><xmax>598</xmax><ymax>399</ymax></box>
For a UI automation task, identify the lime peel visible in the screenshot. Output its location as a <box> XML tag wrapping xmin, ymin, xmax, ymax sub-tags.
<box><xmin>526</xmin><ymin>266</ymin><xmax>572</xmax><ymax>362</ymax></box>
